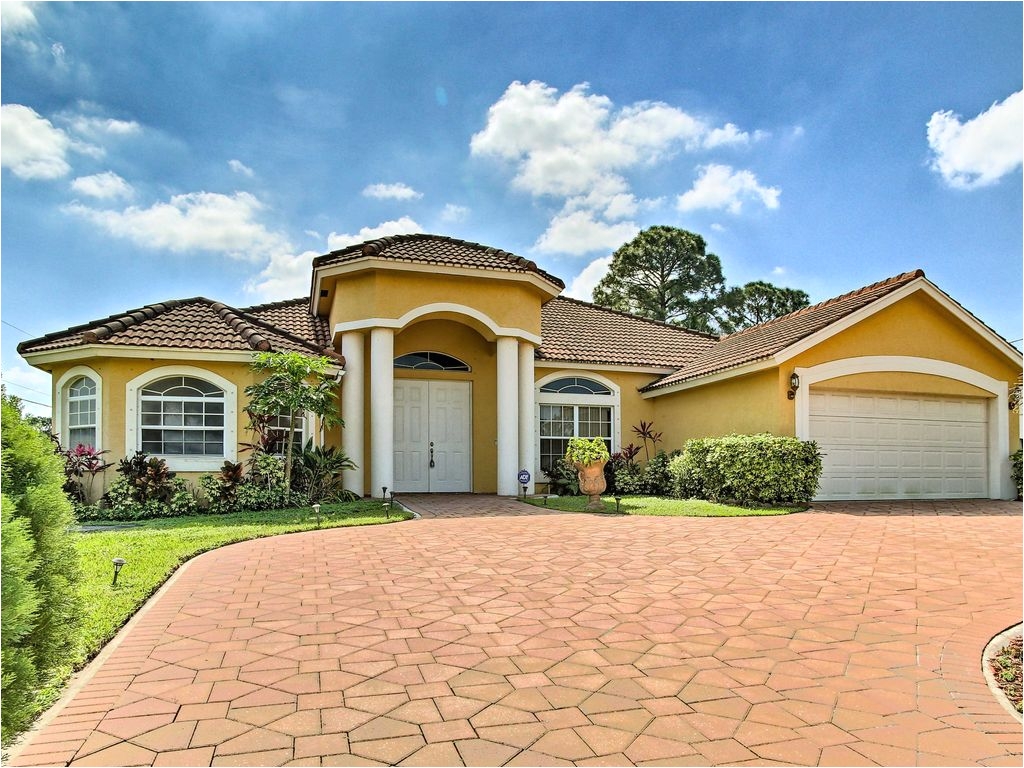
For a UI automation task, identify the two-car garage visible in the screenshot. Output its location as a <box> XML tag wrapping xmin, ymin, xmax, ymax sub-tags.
<box><xmin>809</xmin><ymin>389</ymin><xmax>989</xmax><ymax>500</ymax></box>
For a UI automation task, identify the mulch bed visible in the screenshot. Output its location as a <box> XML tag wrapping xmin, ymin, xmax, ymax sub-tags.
<box><xmin>990</xmin><ymin>635</ymin><xmax>1023</xmax><ymax>714</ymax></box>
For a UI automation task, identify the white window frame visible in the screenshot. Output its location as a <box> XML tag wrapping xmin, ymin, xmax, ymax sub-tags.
<box><xmin>267</xmin><ymin>411</ymin><xmax>316</xmax><ymax>455</ymax></box>
<box><xmin>55</xmin><ymin>366</ymin><xmax>103</xmax><ymax>451</ymax></box>
<box><xmin>535</xmin><ymin>370</ymin><xmax>621</xmax><ymax>479</ymax></box>
<box><xmin>125</xmin><ymin>365</ymin><xmax>237</xmax><ymax>472</ymax></box>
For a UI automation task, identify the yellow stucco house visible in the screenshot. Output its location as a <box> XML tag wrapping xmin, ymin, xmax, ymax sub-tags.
<box><xmin>19</xmin><ymin>234</ymin><xmax>1023</xmax><ymax>501</ymax></box>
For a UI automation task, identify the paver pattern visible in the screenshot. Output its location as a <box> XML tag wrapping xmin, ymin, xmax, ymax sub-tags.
<box><xmin>8</xmin><ymin>498</ymin><xmax>1022</xmax><ymax>767</ymax></box>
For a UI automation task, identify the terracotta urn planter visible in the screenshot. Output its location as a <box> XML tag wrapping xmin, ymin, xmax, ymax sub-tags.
<box><xmin>575</xmin><ymin>460</ymin><xmax>608</xmax><ymax>511</ymax></box>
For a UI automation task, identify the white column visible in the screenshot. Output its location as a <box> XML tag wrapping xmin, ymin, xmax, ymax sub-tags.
<box><xmin>518</xmin><ymin>341</ymin><xmax>535</xmax><ymax>494</ymax></box>
<box><xmin>496</xmin><ymin>336</ymin><xmax>519</xmax><ymax>496</ymax></box>
<box><xmin>370</xmin><ymin>327</ymin><xmax>394</xmax><ymax>498</ymax></box>
<box><xmin>341</xmin><ymin>331</ymin><xmax>365</xmax><ymax>496</ymax></box>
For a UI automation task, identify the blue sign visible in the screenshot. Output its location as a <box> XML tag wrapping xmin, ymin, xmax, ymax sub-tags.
<box><xmin>518</xmin><ymin>469</ymin><xmax>531</xmax><ymax>485</ymax></box>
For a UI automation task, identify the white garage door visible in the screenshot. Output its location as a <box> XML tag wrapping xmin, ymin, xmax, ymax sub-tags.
<box><xmin>809</xmin><ymin>389</ymin><xmax>988</xmax><ymax>500</ymax></box>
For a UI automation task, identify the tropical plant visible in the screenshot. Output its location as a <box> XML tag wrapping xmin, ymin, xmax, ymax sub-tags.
<box><xmin>632</xmin><ymin>420</ymin><xmax>663</xmax><ymax>462</ymax></box>
<box><xmin>245</xmin><ymin>352</ymin><xmax>343</xmax><ymax>491</ymax></box>
<box><xmin>52</xmin><ymin>439</ymin><xmax>112</xmax><ymax>507</ymax></box>
<box><xmin>1011</xmin><ymin>448</ymin><xmax>1022</xmax><ymax>500</ymax></box>
<box><xmin>199</xmin><ymin>461</ymin><xmax>245</xmax><ymax>513</ymax></box>
<box><xmin>291</xmin><ymin>441</ymin><xmax>358</xmax><ymax>503</ymax></box>
<box><xmin>545</xmin><ymin>457</ymin><xmax>580</xmax><ymax>496</ymax></box>
<box><xmin>564</xmin><ymin>436</ymin><xmax>610</xmax><ymax>467</ymax></box>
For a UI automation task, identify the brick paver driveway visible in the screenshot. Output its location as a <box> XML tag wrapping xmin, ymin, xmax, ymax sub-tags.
<box><xmin>9</xmin><ymin>498</ymin><xmax>1022</xmax><ymax>767</ymax></box>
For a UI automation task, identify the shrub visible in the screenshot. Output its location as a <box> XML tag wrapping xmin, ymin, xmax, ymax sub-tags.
<box><xmin>642</xmin><ymin>450</ymin><xmax>675</xmax><ymax>496</ymax></box>
<box><xmin>1</xmin><ymin>496</ymin><xmax>40</xmax><ymax>741</ymax></box>
<box><xmin>291</xmin><ymin>442</ymin><xmax>358</xmax><ymax>503</ymax></box>
<box><xmin>199</xmin><ymin>461</ymin><xmax>245</xmax><ymax>514</ymax></box>
<box><xmin>671</xmin><ymin>433</ymin><xmax>822</xmax><ymax>505</ymax></box>
<box><xmin>545</xmin><ymin>457</ymin><xmax>579</xmax><ymax>496</ymax></box>
<box><xmin>614</xmin><ymin>462</ymin><xmax>646</xmax><ymax>495</ymax></box>
<box><xmin>1012</xmin><ymin>449</ymin><xmax>1023</xmax><ymax>500</ymax></box>
<box><xmin>1</xmin><ymin>395</ymin><xmax>82</xmax><ymax>742</ymax></box>
<box><xmin>51</xmin><ymin>440</ymin><xmax>112</xmax><ymax>508</ymax></box>
<box><xmin>99</xmin><ymin>476</ymin><xmax>198</xmax><ymax>521</ymax></box>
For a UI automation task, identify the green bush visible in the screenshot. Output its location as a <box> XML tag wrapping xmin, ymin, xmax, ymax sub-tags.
<box><xmin>1</xmin><ymin>395</ymin><xmax>82</xmax><ymax>743</ymax></box>
<box><xmin>1011</xmin><ymin>449</ymin><xmax>1023</xmax><ymax>500</ymax></box>
<box><xmin>614</xmin><ymin>462</ymin><xmax>645</xmax><ymax>495</ymax></box>
<box><xmin>564</xmin><ymin>437</ymin><xmax>610</xmax><ymax>466</ymax></box>
<box><xmin>642</xmin><ymin>450</ymin><xmax>674</xmax><ymax>496</ymax></box>
<box><xmin>670</xmin><ymin>433</ymin><xmax>822</xmax><ymax>505</ymax></box>
<box><xmin>545</xmin><ymin>457</ymin><xmax>579</xmax><ymax>496</ymax></box>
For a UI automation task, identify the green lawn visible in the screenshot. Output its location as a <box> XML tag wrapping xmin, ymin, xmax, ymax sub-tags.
<box><xmin>523</xmin><ymin>495</ymin><xmax>803</xmax><ymax>516</ymax></box>
<box><xmin>32</xmin><ymin>502</ymin><xmax>410</xmax><ymax>725</ymax></box>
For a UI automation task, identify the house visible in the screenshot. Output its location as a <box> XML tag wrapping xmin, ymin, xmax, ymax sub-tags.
<box><xmin>19</xmin><ymin>234</ymin><xmax>1023</xmax><ymax>501</ymax></box>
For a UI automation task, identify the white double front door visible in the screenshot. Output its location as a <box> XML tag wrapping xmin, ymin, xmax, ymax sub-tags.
<box><xmin>393</xmin><ymin>380</ymin><xmax>472</xmax><ymax>492</ymax></box>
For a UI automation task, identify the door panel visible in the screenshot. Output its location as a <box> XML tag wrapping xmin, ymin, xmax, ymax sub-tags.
<box><xmin>393</xmin><ymin>380</ymin><xmax>472</xmax><ymax>493</ymax></box>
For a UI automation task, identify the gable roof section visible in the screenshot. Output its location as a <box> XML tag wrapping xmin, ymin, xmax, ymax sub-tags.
<box><xmin>313</xmin><ymin>233</ymin><xmax>566</xmax><ymax>291</ymax></box>
<box><xmin>642</xmin><ymin>268</ymin><xmax>1022</xmax><ymax>393</ymax></box>
<box><xmin>18</xmin><ymin>297</ymin><xmax>341</xmax><ymax>361</ymax></box>
<box><xmin>238</xmin><ymin>297</ymin><xmax>332</xmax><ymax>348</ymax></box>
<box><xmin>539</xmin><ymin>296</ymin><xmax>718</xmax><ymax>368</ymax></box>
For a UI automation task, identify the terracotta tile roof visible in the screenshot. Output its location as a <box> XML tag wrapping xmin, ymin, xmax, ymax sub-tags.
<box><xmin>314</xmin><ymin>233</ymin><xmax>565</xmax><ymax>290</ymax></box>
<box><xmin>642</xmin><ymin>270</ymin><xmax>926</xmax><ymax>391</ymax></box>
<box><xmin>17</xmin><ymin>298</ymin><xmax>342</xmax><ymax>362</ymax></box>
<box><xmin>238</xmin><ymin>297</ymin><xmax>332</xmax><ymax>348</ymax></box>
<box><xmin>539</xmin><ymin>296</ymin><xmax>718</xmax><ymax>368</ymax></box>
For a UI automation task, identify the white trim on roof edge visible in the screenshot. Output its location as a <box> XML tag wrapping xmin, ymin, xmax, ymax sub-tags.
<box><xmin>22</xmin><ymin>346</ymin><xmax>344</xmax><ymax>371</ymax></box>
<box><xmin>794</xmin><ymin>355</ymin><xmax>1011</xmax><ymax>500</ymax></box>
<box><xmin>642</xmin><ymin>277</ymin><xmax>1022</xmax><ymax>398</ymax></box>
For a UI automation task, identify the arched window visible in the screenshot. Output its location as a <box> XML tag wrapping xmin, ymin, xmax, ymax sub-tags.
<box><xmin>66</xmin><ymin>375</ymin><xmax>97</xmax><ymax>448</ymax></box>
<box><xmin>394</xmin><ymin>351</ymin><xmax>470</xmax><ymax>371</ymax></box>
<box><xmin>140</xmin><ymin>376</ymin><xmax>225</xmax><ymax>457</ymax></box>
<box><xmin>536</xmin><ymin>374</ymin><xmax>619</xmax><ymax>476</ymax></box>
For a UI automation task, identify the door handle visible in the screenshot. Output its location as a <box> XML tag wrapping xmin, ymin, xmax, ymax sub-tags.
<box><xmin>429</xmin><ymin>441</ymin><xmax>435</xmax><ymax>468</ymax></box>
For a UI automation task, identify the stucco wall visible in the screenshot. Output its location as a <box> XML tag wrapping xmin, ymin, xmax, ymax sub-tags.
<box><xmin>327</xmin><ymin>269</ymin><xmax>546</xmax><ymax>340</ymax></box>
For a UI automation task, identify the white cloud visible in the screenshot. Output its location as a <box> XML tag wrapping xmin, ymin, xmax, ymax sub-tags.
<box><xmin>326</xmin><ymin>217</ymin><xmax>422</xmax><ymax>250</ymax></box>
<box><xmin>440</xmin><ymin>203</ymin><xmax>469</xmax><ymax>223</ymax></box>
<box><xmin>0</xmin><ymin>1</ymin><xmax>38</xmax><ymax>37</ymax></box>
<box><xmin>565</xmin><ymin>255</ymin><xmax>613</xmax><ymax>301</ymax></box>
<box><xmin>927</xmin><ymin>90</ymin><xmax>1023</xmax><ymax>189</ymax></box>
<box><xmin>63</xmin><ymin>113</ymin><xmax>141</xmax><ymax>139</ymax></box>
<box><xmin>677</xmin><ymin>163</ymin><xmax>780</xmax><ymax>213</ymax></box>
<box><xmin>771</xmin><ymin>266</ymin><xmax>786</xmax><ymax>276</ymax></box>
<box><xmin>70</xmin><ymin>171</ymin><xmax>134</xmax><ymax>200</ymax></box>
<box><xmin>228</xmin><ymin>159</ymin><xmax>255</xmax><ymax>178</ymax></box>
<box><xmin>703</xmin><ymin>123</ymin><xmax>767</xmax><ymax>149</ymax></box>
<box><xmin>1</xmin><ymin>103</ymin><xmax>74</xmax><ymax>179</ymax></box>
<box><xmin>64</xmin><ymin>191</ymin><xmax>292</xmax><ymax>261</ymax></box>
<box><xmin>362</xmin><ymin>182</ymin><xmax>423</xmax><ymax>201</ymax></box>
<box><xmin>244</xmin><ymin>250</ymin><xmax>319</xmax><ymax>302</ymax></box>
<box><xmin>534</xmin><ymin>210</ymin><xmax>639</xmax><ymax>256</ymax></box>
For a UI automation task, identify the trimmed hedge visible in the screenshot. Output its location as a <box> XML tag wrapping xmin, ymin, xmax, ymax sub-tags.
<box><xmin>1</xmin><ymin>396</ymin><xmax>83</xmax><ymax>743</ymax></box>
<box><xmin>670</xmin><ymin>433</ymin><xmax>822</xmax><ymax>505</ymax></box>
<box><xmin>1012</xmin><ymin>449</ymin><xmax>1023</xmax><ymax>501</ymax></box>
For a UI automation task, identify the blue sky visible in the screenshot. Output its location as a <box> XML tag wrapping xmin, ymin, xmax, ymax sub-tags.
<box><xmin>2</xmin><ymin>2</ymin><xmax>1022</xmax><ymax>416</ymax></box>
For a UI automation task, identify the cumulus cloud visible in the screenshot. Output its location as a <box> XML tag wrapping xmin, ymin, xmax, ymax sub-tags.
<box><xmin>1</xmin><ymin>103</ymin><xmax>75</xmax><ymax>179</ymax></box>
<box><xmin>440</xmin><ymin>203</ymin><xmax>469</xmax><ymax>223</ymax></box>
<box><xmin>326</xmin><ymin>217</ymin><xmax>423</xmax><ymax>250</ymax></box>
<box><xmin>62</xmin><ymin>113</ymin><xmax>140</xmax><ymax>139</ymax></box>
<box><xmin>0</xmin><ymin>1</ymin><xmax>38</xmax><ymax>37</ymax></box>
<box><xmin>244</xmin><ymin>250</ymin><xmax>319</xmax><ymax>302</ymax></box>
<box><xmin>70</xmin><ymin>171</ymin><xmax>134</xmax><ymax>200</ymax></box>
<box><xmin>677</xmin><ymin>164</ymin><xmax>780</xmax><ymax>213</ymax></box>
<box><xmin>534</xmin><ymin>210</ymin><xmax>640</xmax><ymax>256</ymax></box>
<box><xmin>64</xmin><ymin>191</ymin><xmax>292</xmax><ymax>261</ymax></box>
<box><xmin>362</xmin><ymin>182</ymin><xmax>422</xmax><ymax>200</ymax></box>
<box><xmin>703</xmin><ymin>123</ymin><xmax>767</xmax><ymax>149</ymax></box>
<box><xmin>228</xmin><ymin>159</ymin><xmax>255</xmax><ymax>178</ymax></box>
<box><xmin>927</xmin><ymin>90</ymin><xmax>1022</xmax><ymax>189</ymax></box>
<box><xmin>565</xmin><ymin>255</ymin><xmax>613</xmax><ymax>301</ymax></box>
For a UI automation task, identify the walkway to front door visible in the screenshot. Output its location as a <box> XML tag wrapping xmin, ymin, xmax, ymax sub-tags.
<box><xmin>398</xmin><ymin>493</ymin><xmax>568</xmax><ymax>519</ymax></box>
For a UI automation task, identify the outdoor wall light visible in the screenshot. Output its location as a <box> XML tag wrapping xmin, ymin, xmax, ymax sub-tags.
<box><xmin>788</xmin><ymin>372</ymin><xmax>801</xmax><ymax>400</ymax></box>
<box><xmin>312</xmin><ymin>502</ymin><xmax>321</xmax><ymax>529</ymax></box>
<box><xmin>111</xmin><ymin>557</ymin><xmax>126</xmax><ymax>586</ymax></box>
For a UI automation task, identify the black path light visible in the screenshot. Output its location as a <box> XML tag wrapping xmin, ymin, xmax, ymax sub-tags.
<box><xmin>614</xmin><ymin>495</ymin><xmax>622</xmax><ymax>514</ymax></box>
<box><xmin>111</xmin><ymin>557</ymin><xmax>126</xmax><ymax>586</ymax></box>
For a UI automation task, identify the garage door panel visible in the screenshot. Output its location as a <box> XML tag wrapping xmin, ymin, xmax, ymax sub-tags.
<box><xmin>810</xmin><ymin>390</ymin><xmax>988</xmax><ymax>500</ymax></box>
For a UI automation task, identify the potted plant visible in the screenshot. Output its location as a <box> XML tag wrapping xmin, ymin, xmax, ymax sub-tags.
<box><xmin>565</xmin><ymin>437</ymin><xmax>610</xmax><ymax>511</ymax></box>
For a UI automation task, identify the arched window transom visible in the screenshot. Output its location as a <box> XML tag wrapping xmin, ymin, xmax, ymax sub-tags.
<box><xmin>395</xmin><ymin>352</ymin><xmax>470</xmax><ymax>372</ymax></box>
<box><xmin>539</xmin><ymin>376</ymin><xmax>612</xmax><ymax>395</ymax></box>
<box><xmin>536</xmin><ymin>375</ymin><xmax>619</xmax><ymax>476</ymax></box>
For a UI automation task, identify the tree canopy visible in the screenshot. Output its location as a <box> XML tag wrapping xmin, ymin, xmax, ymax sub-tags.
<box><xmin>592</xmin><ymin>226</ymin><xmax>726</xmax><ymax>333</ymax></box>
<box><xmin>592</xmin><ymin>226</ymin><xmax>810</xmax><ymax>334</ymax></box>
<box><xmin>719</xmin><ymin>280</ymin><xmax>810</xmax><ymax>334</ymax></box>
